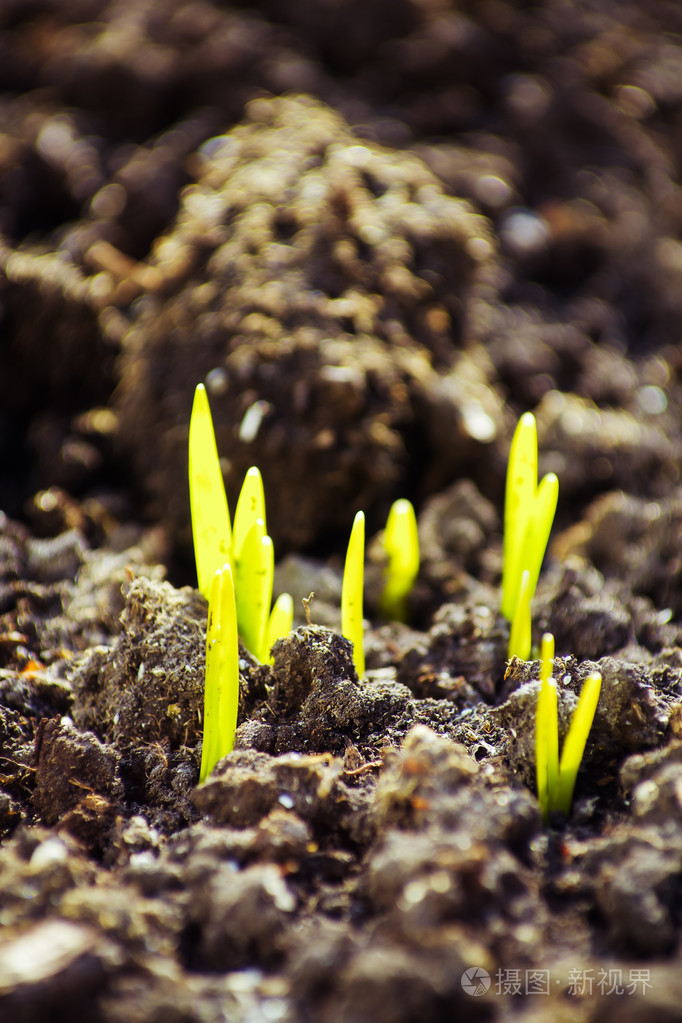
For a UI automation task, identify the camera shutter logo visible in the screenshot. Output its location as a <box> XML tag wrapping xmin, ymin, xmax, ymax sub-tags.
<box><xmin>461</xmin><ymin>967</ymin><xmax>491</xmax><ymax>996</ymax></box>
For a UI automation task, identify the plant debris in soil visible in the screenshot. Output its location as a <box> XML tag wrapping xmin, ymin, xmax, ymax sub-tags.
<box><xmin>4</xmin><ymin>2</ymin><xmax>682</xmax><ymax>1021</ymax></box>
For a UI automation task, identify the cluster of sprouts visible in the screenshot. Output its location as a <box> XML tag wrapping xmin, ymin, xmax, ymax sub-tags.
<box><xmin>189</xmin><ymin>382</ymin><xmax>419</xmax><ymax>779</ymax></box>
<box><xmin>535</xmin><ymin>633</ymin><xmax>602</xmax><ymax>822</ymax></box>
<box><xmin>190</xmin><ymin>385</ymin><xmax>600</xmax><ymax>822</ymax></box>
<box><xmin>341</xmin><ymin>499</ymin><xmax>420</xmax><ymax>678</ymax></box>
<box><xmin>501</xmin><ymin>412</ymin><xmax>601</xmax><ymax>820</ymax></box>
<box><xmin>502</xmin><ymin>412</ymin><xmax>558</xmax><ymax>661</ymax></box>
<box><xmin>189</xmin><ymin>384</ymin><xmax>294</xmax><ymax>780</ymax></box>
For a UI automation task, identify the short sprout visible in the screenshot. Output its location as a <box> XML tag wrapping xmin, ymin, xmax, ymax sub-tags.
<box><xmin>502</xmin><ymin>412</ymin><xmax>558</xmax><ymax>660</ymax></box>
<box><xmin>379</xmin><ymin>498</ymin><xmax>419</xmax><ymax>623</ymax></box>
<box><xmin>342</xmin><ymin>511</ymin><xmax>365</xmax><ymax>677</ymax></box>
<box><xmin>535</xmin><ymin>631</ymin><xmax>601</xmax><ymax>822</ymax></box>
<box><xmin>199</xmin><ymin>564</ymin><xmax>240</xmax><ymax>783</ymax></box>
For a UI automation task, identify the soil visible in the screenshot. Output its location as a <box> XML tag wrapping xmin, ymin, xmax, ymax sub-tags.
<box><xmin>3</xmin><ymin>1</ymin><xmax>682</xmax><ymax>1020</ymax></box>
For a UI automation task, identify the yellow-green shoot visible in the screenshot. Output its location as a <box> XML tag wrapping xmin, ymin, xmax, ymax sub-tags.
<box><xmin>188</xmin><ymin>384</ymin><xmax>232</xmax><ymax>598</ymax></box>
<box><xmin>379</xmin><ymin>498</ymin><xmax>419</xmax><ymax>623</ymax></box>
<box><xmin>234</xmin><ymin>517</ymin><xmax>274</xmax><ymax>663</ymax></box>
<box><xmin>200</xmin><ymin>564</ymin><xmax>240</xmax><ymax>782</ymax></box>
<box><xmin>555</xmin><ymin>671</ymin><xmax>602</xmax><ymax>816</ymax></box>
<box><xmin>233</xmin><ymin>466</ymin><xmax>266</xmax><ymax>559</ymax></box>
<box><xmin>535</xmin><ymin>632</ymin><xmax>558</xmax><ymax>820</ymax></box>
<box><xmin>342</xmin><ymin>510</ymin><xmax>365</xmax><ymax>677</ymax></box>
<box><xmin>508</xmin><ymin>568</ymin><xmax>532</xmax><ymax>662</ymax></box>
<box><xmin>535</xmin><ymin>631</ymin><xmax>602</xmax><ymax>822</ymax></box>
<box><xmin>188</xmin><ymin>383</ymin><xmax>292</xmax><ymax>662</ymax></box>
<box><xmin>502</xmin><ymin>412</ymin><xmax>559</xmax><ymax>659</ymax></box>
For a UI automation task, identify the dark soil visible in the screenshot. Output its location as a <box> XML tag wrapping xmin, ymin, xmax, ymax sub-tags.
<box><xmin>3</xmin><ymin>1</ymin><xmax>682</xmax><ymax>1020</ymax></box>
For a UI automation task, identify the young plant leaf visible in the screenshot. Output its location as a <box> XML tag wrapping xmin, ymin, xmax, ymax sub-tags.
<box><xmin>342</xmin><ymin>510</ymin><xmax>365</xmax><ymax>678</ymax></box>
<box><xmin>543</xmin><ymin>677</ymin><xmax>560</xmax><ymax>819</ymax></box>
<box><xmin>555</xmin><ymin>672</ymin><xmax>602</xmax><ymax>816</ymax></box>
<box><xmin>200</xmin><ymin>563</ymin><xmax>239</xmax><ymax>783</ymax></box>
<box><xmin>380</xmin><ymin>498</ymin><xmax>419</xmax><ymax>623</ymax></box>
<box><xmin>535</xmin><ymin>629</ymin><xmax>601</xmax><ymax>822</ymax></box>
<box><xmin>233</xmin><ymin>466</ymin><xmax>266</xmax><ymax>561</ymax></box>
<box><xmin>234</xmin><ymin>518</ymin><xmax>274</xmax><ymax>661</ymax></box>
<box><xmin>508</xmin><ymin>567</ymin><xmax>531</xmax><ymax>661</ymax></box>
<box><xmin>502</xmin><ymin>412</ymin><xmax>537</xmax><ymax>621</ymax></box>
<box><xmin>540</xmin><ymin>631</ymin><xmax>554</xmax><ymax>688</ymax></box>
<box><xmin>519</xmin><ymin>470</ymin><xmax>559</xmax><ymax>605</ymax></box>
<box><xmin>188</xmin><ymin>384</ymin><xmax>232</xmax><ymax>598</ymax></box>
<box><xmin>535</xmin><ymin>632</ymin><xmax>555</xmax><ymax>820</ymax></box>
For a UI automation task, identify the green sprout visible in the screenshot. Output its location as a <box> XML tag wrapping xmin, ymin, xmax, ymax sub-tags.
<box><xmin>535</xmin><ymin>631</ymin><xmax>602</xmax><ymax>822</ymax></box>
<box><xmin>508</xmin><ymin>568</ymin><xmax>532</xmax><ymax>666</ymax></box>
<box><xmin>199</xmin><ymin>563</ymin><xmax>240</xmax><ymax>782</ymax></box>
<box><xmin>188</xmin><ymin>384</ymin><xmax>232</xmax><ymax>597</ymax></box>
<box><xmin>535</xmin><ymin>632</ymin><xmax>558</xmax><ymax>818</ymax></box>
<box><xmin>502</xmin><ymin>412</ymin><xmax>559</xmax><ymax>660</ymax></box>
<box><xmin>555</xmin><ymin>671</ymin><xmax>602</xmax><ymax>815</ymax></box>
<box><xmin>379</xmin><ymin>498</ymin><xmax>419</xmax><ymax>623</ymax></box>
<box><xmin>234</xmin><ymin>517</ymin><xmax>274</xmax><ymax>663</ymax></box>
<box><xmin>233</xmin><ymin>466</ymin><xmax>267</xmax><ymax>558</ymax></box>
<box><xmin>342</xmin><ymin>510</ymin><xmax>365</xmax><ymax>677</ymax></box>
<box><xmin>188</xmin><ymin>382</ymin><xmax>292</xmax><ymax>663</ymax></box>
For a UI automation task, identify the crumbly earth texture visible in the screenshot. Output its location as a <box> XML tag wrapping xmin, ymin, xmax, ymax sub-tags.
<box><xmin>4</xmin><ymin>2</ymin><xmax>682</xmax><ymax>1021</ymax></box>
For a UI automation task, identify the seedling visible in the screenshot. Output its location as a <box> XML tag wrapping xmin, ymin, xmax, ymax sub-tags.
<box><xmin>535</xmin><ymin>632</ymin><xmax>558</xmax><ymax>818</ymax></box>
<box><xmin>233</xmin><ymin>466</ymin><xmax>267</xmax><ymax>559</ymax></box>
<box><xmin>188</xmin><ymin>383</ymin><xmax>293</xmax><ymax>663</ymax></box>
<box><xmin>508</xmin><ymin>568</ymin><xmax>532</xmax><ymax>662</ymax></box>
<box><xmin>233</xmin><ymin>517</ymin><xmax>273</xmax><ymax>663</ymax></box>
<box><xmin>199</xmin><ymin>564</ymin><xmax>240</xmax><ymax>782</ymax></box>
<box><xmin>535</xmin><ymin>631</ymin><xmax>602</xmax><ymax>822</ymax></box>
<box><xmin>188</xmin><ymin>384</ymin><xmax>232</xmax><ymax>598</ymax></box>
<box><xmin>342</xmin><ymin>510</ymin><xmax>365</xmax><ymax>677</ymax></box>
<box><xmin>379</xmin><ymin>498</ymin><xmax>419</xmax><ymax>623</ymax></box>
<box><xmin>502</xmin><ymin>412</ymin><xmax>558</xmax><ymax>659</ymax></box>
<box><xmin>555</xmin><ymin>671</ymin><xmax>602</xmax><ymax>816</ymax></box>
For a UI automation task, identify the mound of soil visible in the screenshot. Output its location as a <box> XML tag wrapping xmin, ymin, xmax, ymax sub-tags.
<box><xmin>3</xmin><ymin>2</ymin><xmax>682</xmax><ymax>1021</ymax></box>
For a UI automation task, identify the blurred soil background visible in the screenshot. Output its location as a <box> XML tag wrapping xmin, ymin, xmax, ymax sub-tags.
<box><xmin>3</xmin><ymin>2</ymin><xmax>682</xmax><ymax>1021</ymax></box>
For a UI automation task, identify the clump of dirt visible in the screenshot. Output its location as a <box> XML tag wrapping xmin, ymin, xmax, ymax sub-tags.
<box><xmin>71</xmin><ymin>577</ymin><xmax>207</xmax><ymax>749</ymax></box>
<box><xmin>114</xmin><ymin>93</ymin><xmax>502</xmax><ymax>554</ymax></box>
<box><xmin>6</xmin><ymin>1</ymin><xmax>682</xmax><ymax>1021</ymax></box>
